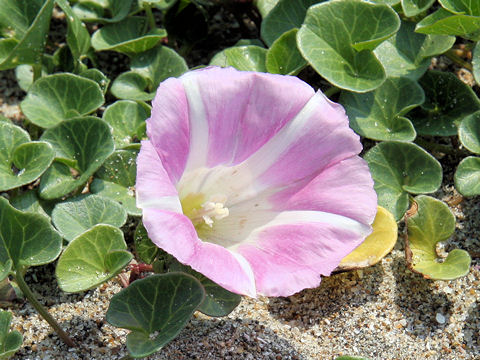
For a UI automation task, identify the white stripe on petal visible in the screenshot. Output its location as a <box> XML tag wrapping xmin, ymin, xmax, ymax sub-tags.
<box><xmin>137</xmin><ymin>195</ymin><xmax>182</xmax><ymax>213</ymax></box>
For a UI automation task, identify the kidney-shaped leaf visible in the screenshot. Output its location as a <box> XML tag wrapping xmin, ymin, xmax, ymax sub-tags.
<box><xmin>39</xmin><ymin>117</ymin><xmax>114</xmax><ymax>199</ymax></box>
<box><xmin>454</xmin><ymin>156</ymin><xmax>480</xmax><ymax>197</ymax></box>
<box><xmin>0</xmin><ymin>0</ymin><xmax>53</xmax><ymax>70</ymax></box>
<box><xmin>56</xmin><ymin>225</ymin><xmax>132</xmax><ymax>292</ymax></box>
<box><xmin>0</xmin><ymin>122</ymin><xmax>54</xmax><ymax>191</ymax></box>
<box><xmin>266</xmin><ymin>28</ymin><xmax>307</xmax><ymax>75</ymax></box>
<box><xmin>364</xmin><ymin>141</ymin><xmax>442</xmax><ymax>220</ymax></box>
<box><xmin>102</xmin><ymin>100</ymin><xmax>149</xmax><ymax>148</ymax></box>
<box><xmin>0</xmin><ymin>197</ymin><xmax>62</xmax><ymax>270</ymax></box>
<box><xmin>409</xmin><ymin>71</ymin><xmax>480</xmax><ymax>136</ymax></box>
<box><xmin>260</xmin><ymin>0</ymin><xmax>321</xmax><ymax>46</ymax></box>
<box><xmin>340</xmin><ymin>77</ymin><xmax>423</xmax><ymax>141</ymax></box>
<box><xmin>0</xmin><ymin>310</ymin><xmax>23</xmax><ymax>359</ymax></box>
<box><xmin>90</xmin><ymin>149</ymin><xmax>140</xmax><ymax>216</ymax></box>
<box><xmin>73</xmin><ymin>0</ymin><xmax>133</xmax><ymax>23</ymax></box>
<box><xmin>91</xmin><ymin>17</ymin><xmax>166</xmax><ymax>56</ymax></box>
<box><xmin>106</xmin><ymin>273</ymin><xmax>205</xmax><ymax>358</ymax></box>
<box><xmin>20</xmin><ymin>73</ymin><xmax>104</xmax><ymax>128</ymax></box>
<box><xmin>168</xmin><ymin>262</ymin><xmax>242</xmax><ymax>317</ymax></box>
<box><xmin>298</xmin><ymin>0</ymin><xmax>400</xmax><ymax>92</ymax></box>
<box><xmin>402</xmin><ymin>0</ymin><xmax>435</xmax><ymax>17</ymax></box>
<box><xmin>406</xmin><ymin>196</ymin><xmax>471</xmax><ymax>280</ymax></box>
<box><xmin>56</xmin><ymin>0</ymin><xmax>91</xmax><ymax>59</ymax></box>
<box><xmin>458</xmin><ymin>111</ymin><xmax>480</xmax><ymax>154</ymax></box>
<box><xmin>52</xmin><ymin>194</ymin><xmax>127</xmax><ymax>241</ymax></box>
<box><xmin>209</xmin><ymin>45</ymin><xmax>267</xmax><ymax>72</ymax></box>
<box><xmin>416</xmin><ymin>8</ymin><xmax>480</xmax><ymax>40</ymax></box>
<box><xmin>374</xmin><ymin>21</ymin><xmax>454</xmax><ymax>80</ymax></box>
<box><xmin>337</xmin><ymin>206</ymin><xmax>398</xmax><ymax>271</ymax></box>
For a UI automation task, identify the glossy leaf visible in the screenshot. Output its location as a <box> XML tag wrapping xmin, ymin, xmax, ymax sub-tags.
<box><xmin>409</xmin><ymin>71</ymin><xmax>480</xmax><ymax>136</ymax></box>
<box><xmin>401</xmin><ymin>0</ymin><xmax>435</xmax><ymax>17</ymax></box>
<box><xmin>340</xmin><ymin>77</ymin><xmax>422</xmax><ymax>141</ymax></box>
<box><xmin>91</xmin><ymin>17</ymin><xmax>166</xmax><ymax>56</ymax></box>
<box><xmin>10</xmin><ymin>190</ymin><xmax>50</xmax><ymax>218</ymax></box>
<box><xmin>20</xmin><ymin>73</ymin><xmax>104</xmax><ymax>128</ymax></box>
<box><xmin>260</xmin><ymin>0</ymin><xmax>321</xmax><ymax>46</ymax></box>
<box><xmin>337</xmin><ymin>206</ymin><xmax>398</xmax><ymax>271</ymax></box>
<box><xmin>364</xmin><ymin>141</ymin><xmax>442</xmax><ymax>220</ymax></box>
<box><xmin>106</xmin><ymin>273</ymin><xmax>205</xmax><ymax>358</ymax></box>
<box><xmin>0</xmin><ymin>197</ymin><xmax>62</xmax><ymax>269</ymax></box>
<box><xmin>297</xmin><ymin>0</ymin><xmax>400</xmax><ymax>92</ymax></box>
<box><xmin>209</xmin><ymin>45</ymin><xmax>267</xmax><ymax>72</ymax></box>
<box><xmin>102</xmin><ymin>100</ymin><xmax>149</xmax><ymax>148</ymax></box>
<box><xmin>473</xmin><ymin>42</ymin><xmax>480</xmax><ymax>84</ymax></box>
<box><xmin>56</xmin><ymin>0</ymin><xmax>91</xmax><ymax>59</ymax></box>
<box><xmin>458</xmin><ymin>111</ymin><xmax>480</xmax><ymax>154</ymax></box>
<box><xmin>56</xmin><ymin>225</ymin><xmax>132</xmax><ymax>292</ymax></box>
<box><xmin>454</xmin><ymin>156</ymin><xmax>480</xmax><ymax>196</ymax></box>
<box><xmin>73</xmin><ymin>0</ymin><xmax>134</xmax><ymax>23</ymax></box>
<box><xmin>416</xmin><ymin>9</ymin><xmax>480</xmax><ymax>40</ymax></box>
<box><xmin>254</xmin><ymin>0</ymin><xmax>280</xmax><ymax>17</ymax></box>
<box><xmin>0</xmin><ymin>122</ymin><xmax>55</xmax><ymax>191</ymax></box>
<box><xmin>111</xmin><ymin>46</ymin><xmax>188</xmax><ymax>101</ymax></box>
<box><xmin>266</xmin><ymin>29</ymin><xmax>307</xmax><ymax>75</ymax></box>
<box><xmin>79</xmin><ymin>68</ymin><xmax>110</xmax><ymax>94</ymax></box>
<box><xmin>39</xmin><ymin>117</ymin><xmax>114</xmax><ymax>199</ymax></box>
<box><xmin>438</xmin><ymin>0</ymin><xmax>480</xmax><ymax>15</ymax></box>
<box><xmin>90</xmin><ymin>150</ymin><xmax>140</xmax><ymax>216</ymax></box>
<box><xmin>134</xmin><ymin>222</ymin><xmax>157</xmax><ymax>264</ymax></box>
<box><xmin>374</xmin><ymin>21</ymin><xmax>454</xmax><ymax>80</ymax></box>
<box><xmin>406</xmin><ymin>196</ymin><xmax>471</xmax><ymax>280</ymax></box>
<box><xmin>0</xmin><ymin>0</ymin><xmax>54</xmax><ymax>70</ymax></box>
<box><xmin>0</xmin><ymin>310</ymin><xmax>23</xmax><ymax>359</ymax></box>
<box><xmin>168</xmin><ymin>262</ymin><xmax>242</xmax><ymax>317</ymax></box>
<box><xmin>52</xmin><ymin>194</ymin><xmax>127</xmax><ymax>242</ymax></box>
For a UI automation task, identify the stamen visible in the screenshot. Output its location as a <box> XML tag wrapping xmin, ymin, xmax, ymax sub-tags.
<box><xmin>187</xmin><ymin>195</ymin><xmax>229</xmax><ymax>228</ymax></box>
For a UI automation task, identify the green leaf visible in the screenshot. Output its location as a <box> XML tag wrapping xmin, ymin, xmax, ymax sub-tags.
<box><xmin>0</xmin><ymin>0</ymin><xmax>54</xmax><ymax>70</ymax></box>
<box><xmin>134</xmin><ymin>222</ymin><xmax>157</xmax><ymax>264</ymax></box>
<box><xmin>401</xmin><ymin>0</ymin><xmax>435</xmax><ymax>17</ymax></box>
<box><xmin>0</xmin><ymin>260</ymin><xmax>12</xmax><ymax>283</ymax></box>
<box><xmin>364</xmin><ymin>141</ymin><xmax>442</xmax><ymax>220</ymax></box>
<box><xmin>20</xmin><ymin>73</ymin><xmax>105</xmax><ymax>128</ymax></box>
<box><xmin>79</xmin><ymin>68</ymin><xmax>110</xmax><ymax>94</ymax></box>
<box><xmin>111</xmin><ymin>46</ymin><xmax>188</xmax><ymax>100</ymax></box>
<box><xmin>406</xmin><ymin>195</ymin><xmax>471</xmax><ymax>280</ymax></box>
<box><xmin>260</xmin><ymin>0</ymin><xmax>321</xmax><ymax>46</ymax></box>
<box><xmin>254</xmin><ymin>0</ymin><xmax>280</xmax><ymax>18</ymax></box>
<box><xmin>90</xmin><ymin>149</ymin><xmax>141</xmax><ymax>216</ymax></box>
<box><xmin>0</xmin><ymin>122</ymin><xmax>55</xmax><ymax>191</ymax></box>
<box><xmin>56</xmin><ymin>224</ymin><xmax>132</xmax><ymax>292</ymax></box>
<box><xmin>439</xmin><ymin>0</ymin><xmax>480</xmax><ymax>15</ymax></box>
<box><xmin>297</xmin><ymin>0</ymin><xmax>400</xmax><ymax>92</ymax></box>
<box><xmin>266</xmin><ymin>29</ymin><xmax>307</xmax><ymax>75</ymax></box>
<box><xmin>340</xmin><ymin>77</ymin><xmax>423</xmax><ymax>141</ymax></box>
<box><xmin>91</xmin><ymin>17</ymin><xmax>166</xmax><ymax>56</ymax></box>
<box><xmin>102</xmin><ymin>100</ymin><xmax>149</xmax><ymax>148</ymax></box>
<box><xmin>106</xmin><ymin>273</ymin><xmax>205</xmax><ymax>358</ymax></box>
<box><xmin>416</xmin><ymin>9</ymin><xmax>480</xmax><ymax>40</ymax></box>
<box><xmin>374</xmin><ymin>21</ymin><xmax>455</xmax><ymax>80</ymax></box>
<box><xmin>458</xmin><ymin>111</ymin><xmax>480</xmax><ymax>154</ymax></box>
<box><xmin>0</xmin><ymin>197</ymin><xmax>62</xmax><ymax>269</ymax></box>
<box><xmin>168</xmin><ymin>262</ymin><xmax>241</xmax><ymax>317</ymax></box>
<box><xmin>73</xmin><ymin>0</ymin><xmax>134</xmax><ymax>23</ymax></box>
<box><xmin>454</xmin><ymin>156</ymin><xmax>480</xmax><ymax>196</ymax></box>
<box><xmin>10</xmin><ymin>190</ymin><xmax>50</xmax><ymax>218</ymax></box>
<box><xmin>409</xmin><ymin>71</ymin><xmax>480</xmax><ymax>136</ymax></box>
<box><xmin>0</xmin><ymin>310</ymin><xmax>23</xmax><ymax>359</ymax></box>
<box><xmin>52</xmin><ymin>194</ymin><xmax>127</xmax><ymax>242</ymax></box>
<box><xmin>209</xmin><ymin>45</ymin><xmax>267</xmax><ymax>72</ymax></box>
<box><xmin>56</xmin><ymin>0</ymin><xmax>91</xmax><ymax>59</ymax></box>
<box><xmin>39</xmin><ymin>117</ymin><xmax>114</xmax><ymax>199</ymax></box>
<box><xmin>473</xmin><ymin>42</ymin><xmax>480</xmax><ymax>84</ymax></box>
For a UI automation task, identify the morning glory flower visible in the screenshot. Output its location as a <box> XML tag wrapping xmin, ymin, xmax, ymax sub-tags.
<box><xmin>136</xmin><ymin>67</ymin><xmax>377</xmax><ymax>297</ymax></box>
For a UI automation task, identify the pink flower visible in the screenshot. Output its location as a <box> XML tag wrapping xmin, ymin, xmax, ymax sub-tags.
<box><xmin>136</xmin><ymin>67</ymin><xmax>377</xmax><ymax>297</ymax></box>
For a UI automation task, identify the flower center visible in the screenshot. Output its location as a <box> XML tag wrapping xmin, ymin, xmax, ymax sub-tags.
<box><xmin>181</xmin><ymin>193</ymin><xmax>229</xmax><ymax>231</ymax></box>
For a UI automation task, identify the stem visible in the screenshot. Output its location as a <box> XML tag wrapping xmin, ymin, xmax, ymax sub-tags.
<box><xmin>323</xmin><ymin>86</ymin><xmax>340</xmax><ymax>98</ymax></box>
<box><xmin>32</xmin><ymin>63</ymin><xmax>42</xmax><ymax>83</ymax></box>
<box><xmin>144</xmin><ymin>4</ymin><xmax>156</xmax><ymax>30</ymax></box>
<box><xmin>14</xmin><ymin>270</ymin><xmax>76</xmax><ymax>347</ymax></box>
<box><xmin>445</xmin><ymin>49</ymin><xmax>473</xmax><ymax>71</ymax></box>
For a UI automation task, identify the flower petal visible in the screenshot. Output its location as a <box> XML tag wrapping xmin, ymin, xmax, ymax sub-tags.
<box><xmin>136</xmin><ymin>140</ymin><xmax>182</xmax><ymax>213</ymax></box>
<box><xmin>147</xmin><ymin>78</ymin><xmax>190</xmax><ymax>184</ymax></box>
<box><xmin>142</xmin><ymin>207</ymin><xmax>256</xmax><ymax>297</ymax></box>
<box><xmin>179</xmin><ymin>67</ymin><xmax>315</xmax><ymax>170</ymax></box>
